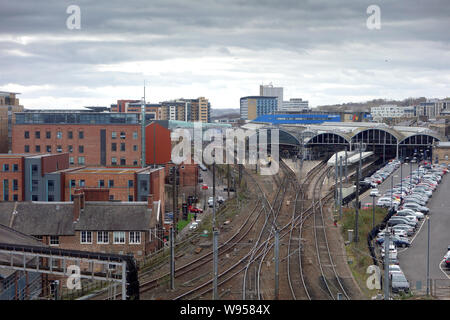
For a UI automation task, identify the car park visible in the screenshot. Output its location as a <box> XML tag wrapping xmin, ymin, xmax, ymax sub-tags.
<box><xmin>401</xmin><ymin>202</ymin><xmax>429</xmax><ymax>213</ymax></box>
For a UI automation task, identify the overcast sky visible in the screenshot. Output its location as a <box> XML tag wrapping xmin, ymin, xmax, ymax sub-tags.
<box><xmin>0</xmin><ymin>0</ymin><xmax>449</xmax><ymax>109</ymax></box>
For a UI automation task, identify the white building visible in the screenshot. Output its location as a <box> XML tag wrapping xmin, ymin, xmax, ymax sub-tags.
<box><xmin>370</xmin><ymin>105</ymin><xmax>415</xmax><ymax>119</ymax></box>
<box><xmin>279</xmin><ymin>98</ymin><xmax>310</xmax><ymax>112</ymax></box>
<box><xmin>260</xmin><ymin>83</ymin><xmax>283</xmax><ymax>109</ymax></box>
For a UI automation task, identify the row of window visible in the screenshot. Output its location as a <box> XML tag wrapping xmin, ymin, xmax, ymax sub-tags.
<box><xmin>25</xmin><ymin>130</ymin><xmax>83</xmax><ymax>139</ymax></box>
<box><xmin>2</xmin><ymin>164</ymin><xmax>19</xmax><ymax>172</ymax></box>
<box><xmin>24</xmin><ymin>145</ymin><xmax>85</xmax><ymax>153</ymax></box>
<box><xmin>111</xmin><ymin>143</ymin><xmax>138</xmax><ymax>152</ymax></box>
<box><xmin>24</xmin><ymin>130</ymin><xmax>139</xmax><ymax>140</ymax></box>
<box><xmin>80</xmin><ymin>231</ymin><xmax>141</xmax><ymax>244</ymax></box>
<box><xmin>69</xmin><ymin>179</ymin><xmax>134</xmax><ymax>188</ymax></box>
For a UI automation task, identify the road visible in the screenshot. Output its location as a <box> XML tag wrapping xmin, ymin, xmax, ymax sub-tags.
<box><xmin>399</xmin><ymin>171</ymin><xmax>450</xmax><ymax>294</ymax></box>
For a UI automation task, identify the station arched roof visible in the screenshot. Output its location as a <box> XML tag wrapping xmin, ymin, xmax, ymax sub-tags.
<box><xmin>399</xmin><ymin>132</ymin><xmax>446</xmax><ymax>145</ymax></box>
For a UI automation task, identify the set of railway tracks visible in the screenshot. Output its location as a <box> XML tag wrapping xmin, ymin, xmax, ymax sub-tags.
<box><xmin>92</xmin><ymin>159</ymin><xmax>352</xmax><ymax>300</ymax></box>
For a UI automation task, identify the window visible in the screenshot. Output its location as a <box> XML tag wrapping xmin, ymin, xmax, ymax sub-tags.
<box><xmin>79</xmin><ymin>131</ymin><xmax>84</xmax><ymax>139</ymax></box>
<box><xmin>46</xmin><ymin>145</ymin><xmax>51</xmax><ymax>152</ymax></box>
<box><xmin>120</xmin><ymin>158</ymin><xmax>126</xmax><ymax>166</ymax></box>
<box><xmin>35</xmin><ymin>145</ymin><xmax>41</xmax><ymax>152</ymax></box>
<box><xmin>32</xmin><ymin>195</ymin><xmax>38</xmax><ymax>201</ymax></box>
<box><xmin>79</xmin><ymin>145</ymin><xmax>84</xmax><ymax>153</ymax></box>
<box><xmin>111</xmin><ymin>157</ymin><xmax>117</xmax><ymax>165</ymax></box>
<box><xmin>34</xmin><ymin>235</ymin><xmax>43</xmax><ymax>242</ymax></box>
<box><xmin>109</xmin><ymin>195</ymin><xmax>114</xmax><ymax>200</ymax></box>
<box><xmin>48</xmin><ymin>194</ymin><xmax>54</xmax><ymax>202</ymax></box>
<box><xmin>57</xmin><ymin>131</ymin><xmax>62</xmax><ymax>139</ymax></box>
<box><xmin>31</xmin><ymin>180</ymin><xmax>38</xmax><ymax>192</ymax></box>
<box><xmin>13</xmin><ymin>164</ymin><xmax>18</xmax><ymax>172</ymax></box>
<box><xmin>3</xmin><ymin>180</ymin><xmax>8</xmax><ymax>201</ymax></box>
<box><xmin>46</xmin><ymin>131</ymin><xmax>51</xmax><ymax>139</ymax></box>
<box><xmin>24</xmin><ymin>145</ymin><xmax>30</xmax><ymax>153</ymax></box>
<box><xmin>3</xmin><ymin>164</ymin><xmax>9</xmax><ymax>171</ymax></box>
<box><xmin>13</xmin><ymin>194</ymin><xmax>18</xmax><ymax>201</ymax></box>
<box><xmin>47</xmin><ymin>180</ymin><xmax>55</xmax><ymax>192</ymax></box>
<box><xmin>69</xmin><ymin>157</ymin><xmax>74</xmax><ymax>165</ymax></box>
<box><xmin>128</xmin><ymin>180</ymin><xmax>133</xmax><ymax>188</ymax></box>
<box><xmin>57</xmin><ymin>145</ymin><xmax>62</xmax><ymax>153</ymax></box>
<box><xmin>80</xmin><ymin>231</ymin><xmax>92</xmax><ymax>244</ymax></box>
<box><xmin>68</xmin><ymin>131</ymin><xmax>73</xmax><ymax>139</ymax></box>
<box><xmin>24</xmin><ymin>131</ymin><xmax>30</xmax><ymax>139</ymax></box>
<box><xmin>35</xmin><ymin>131</ymin><xmax>40</xmax><ymax>139</ymax></box>
<box><xmin>111</xmin><ymin>143</ymin><xmax>117</xmax><ymax>152</ymax></box>
<box><xmin>98</xmin><ymin>180</ymin><xmax>105</xmax><ymax>187</ymax></box>
<box><xmin>133</xmin><ymin>145</ymin><xmax>138</xmax><ymax>152</ymax></box>
<box><xmin>133</xmin><ymin>160</ymin><xmax>138</xmax><ymax>166</ymax></box>
<box><xmin>133</xmin><ymin>131</ymin><xmax>138</xmax><ymax>139</ymax></box>
<box><xmin>79</xmin><ymin>180</ymin><xmax>85</xmax><ymax>187</ymax></box>
<box><xmin>113</xmin><ymin>231</ymin><xmax>125</xmax><ymax>244</ymax></box>
<box><xmin>97</xmin><ymin>231</ymin><xmax>109</xmax><ymax>244</ymax></box>
<box><xmin>70</xmin><ymin>180</ymin><xmax>76</xmax><ymax>187</ymax></box>
<box><xmin>108</xmin><ymin>180</ymin><xmax>114</xmax><ymax>187</ymax></box>
<box><xmin>129</xmin><ymin>232</ymin><xmax>141</xmax><ymax>244</ymax></box>
<box><xmin>120</xmin><ymin>143</ymin><xmax>126</xmax><ymax>152</ymax></box>
<box><xmin>128</xmin><ymin>195</ymin><xmax>133</xmax><ymax>201</ymax></box>
<box><xmin>78</xmin><ymin>156</ymin><xmax>85</xmax><ymax>165</ymax></box>
<box><xmin>13</xmin><ymin>179</ymin><xmax>18</xmax><ymax>191</ymax></box>
<box><xmin>120</xmin><ymin>132</ymin><xmax>126</xmax><ymax>139</ymax></box>
<box><xmin>111</xmin><ymin>131</ymin><xmax>117</xmax><ymax>139</ymax></box>
<box><xmin>68</xmin><ymin>145</ymin><xmax>73</xmax><ymax>153</ymax></box>
<box><xmin>50</xmin><ymin>236</ymin><xmax>59</xmax><ymax>246</ymax></box>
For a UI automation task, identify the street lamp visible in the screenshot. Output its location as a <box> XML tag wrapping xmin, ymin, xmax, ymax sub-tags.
<box><xmin>390</xmin><ymin>175</ymin><xmax>398</xmax><ymax>209</ymax></box>
<box><xmin>426</xmin><ymin>215</ymin><xmax>431</xmax><ymax>296</ymax></box>
<box><xmin>370</xmin><ymin>193</ymin><xmax>376</xmax><ymax>229</ymax></box>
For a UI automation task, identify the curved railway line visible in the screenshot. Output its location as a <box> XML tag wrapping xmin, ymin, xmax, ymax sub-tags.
<box><xmin>92</xmin><ymin>158</ymin><xmax>355</xmax><ymax>300</ymax></box>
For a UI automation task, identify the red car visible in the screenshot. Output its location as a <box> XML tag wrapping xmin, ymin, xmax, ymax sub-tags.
<box><xmin>188</xmin><ymin>205</ymin><xmax>203</xmax><ymax>213</ymax></box>
<box><xmin>201</xmin><ymin>184</ymin><xmax>208</xmax><ymax>190</ymax></box>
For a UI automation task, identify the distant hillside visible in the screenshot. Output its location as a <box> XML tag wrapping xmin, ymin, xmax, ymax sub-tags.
<box><xmin>211</xmin><ymin>108</ymin><xmax>240</xmax><ymax>118</ymax></box>
<box><xmin>316</xmin><ymin>97</ymin><xmax>428</xmax><ymax>112</ymax></box>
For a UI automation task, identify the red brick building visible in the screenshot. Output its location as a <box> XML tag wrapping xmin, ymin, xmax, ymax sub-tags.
<box><xmin>12</xmin><ymin>112</ymin><xmax>142</xmax><ymax>167</ymax></box>
<box><xmin>0</xmin><ymin>154</ymin><xmax>25</xmax><ymax>201</ymax></box>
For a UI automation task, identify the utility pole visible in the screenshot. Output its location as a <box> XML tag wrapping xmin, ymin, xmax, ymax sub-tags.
<box><xmin>227</xmin><ymin>164</ymin><xmax>230</xmax><ymax>199</ymax></box>
<box><xmin>213</xmin><ymin>229</ymin><xmax>219</xmax><ymax>300</ymax></box>
<box><xmin>345</xmin><ymin>147</ymin><xmax>348</xmax><ymax>183</ymax></box>
<box><xmin>400</xmin><ymin>161</ymin><xmax>403</xmax><ymax>193</ymax></box>
<box><xmin>274</xmin><ymin>228</ymin><xmax>279</xmax><ymax>300</ymax></box>
<box><xmin>384</xmin><ymin>230</ymin><xmax>390</xmax><ymax>300</ymax></box>
<box><xmin>354</xmin><ymin>165</ymin><xmax>360</xmax><ymax>243</ymax></box>
<box><xmin>371</xmin><ymin>194</ymin><xmax>376</xmax><ymax>230</ymax></box>
<box><xmin>141</xmin><ymin>83</ymin><xmax>146</xmax><ymax>168</ymax></box>
<box><xmin>170</xmin><ymin>227</ymin><xmax>175</xmax><ymax>290</ymax></box>
<box><xmin>427</xmin><ymin>216</ymin><xmax>431</xmax><ymax>296</ymax></box>
<box><xmin>339</xmin><ymin>156</ymin><xmax>343</xmax><ymax>220</ymax></box>
<box><xmin>172</xmin><ymin>167</ymin><xmax>177</xmax><ymax>235</ymax></box>
<box><xmin>335</xmin><ymin>153</ymin><xmax>338</xmax><ymax>212</ymax></box>
<box><xmin>212</xmin><ymin>161</ymin><xmax>219</xmax><ymax>300</ymax></box>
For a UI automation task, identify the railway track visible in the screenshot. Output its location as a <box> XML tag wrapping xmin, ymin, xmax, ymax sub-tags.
<box><xmin>311</xmin><ymin>166</ymin><xmax>351</xmax><ymax>300</ymax></box>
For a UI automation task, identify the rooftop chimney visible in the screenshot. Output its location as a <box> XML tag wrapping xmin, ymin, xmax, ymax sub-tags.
<box><xmin>73</xmin><ymin>193</ymin><xmax>81</xmax><ymax>222</ymax></box>
<box><xmin>147</xmin><ymin>194</ymin><xmax>154</xmax><ymax>209</ymax></box>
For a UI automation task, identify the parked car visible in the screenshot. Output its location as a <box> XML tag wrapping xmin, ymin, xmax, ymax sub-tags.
<box><xmin>370</xmin><ymin>188</ymin><xmax>380</xmax><ymax>197</ymax></box>
<box><xmin>201</xmin><ymin>184</ymin><xmax>208</xmax><ymax>190</ymax></box>
<box><xmin>391</xmin><ymin>273</ymin><xmax>410</xmax><ymax>293</ymax></box>
<box><xmin>389</xmin><ymin>264</ymin><xmax>403</xmax><ymax>276</ymax></box>
<box><xmin>402</xmin><ymin>202</ymin><xmax>429</xmax><ymax>214</ymax></box>
<box><xmin>188</xmin><ymin>205</ymin><xmax>203</xmax><ymax>213</ymax></box>
<box><xmin>396</xmin><ymin>209</ymin><xmax>424</xmax><ymax>220</ymax></box>
<box><xmin>217</xmin><ymin>196</ymin><xmax>225</xmax><ymax>204</ymax></box>
<box><xmin>208</xmin><ymin>196</ymin><xmax>214</xmax><ymax>207</ymax></box>
<box><xmin>444</xmin><ymin>246</ymin><xmax>450</xmax><ymax>268</ymax></box>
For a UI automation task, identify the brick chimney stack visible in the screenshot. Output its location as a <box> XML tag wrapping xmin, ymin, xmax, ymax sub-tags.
<box><xmin>147</xmin><ymin>194</ymin><xmax>154</xmax><ymax>209</ymax></box>
<box><xmin>73</xmin><ymin>193</ymin><xmax>81</xmax><ymax>222</ymax></box>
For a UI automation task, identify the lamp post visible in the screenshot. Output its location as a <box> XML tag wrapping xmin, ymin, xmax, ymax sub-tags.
<box><xmin>426</xmin><ymin>216</ymin><xmax>431</xmax><ymax>296</ymax></box>
<box><xmin>370</xmin><ymin>194</ymin><xmax>376</xmax><ymax>230</ymax></box>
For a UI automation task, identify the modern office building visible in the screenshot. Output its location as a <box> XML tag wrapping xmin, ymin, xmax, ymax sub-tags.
<box><xmin>260</xmin><ymin>84</ymin><xmax>283</xmax><ymax>109</ymax></box>
<box><xmin>240</xmin><ymin>96</ymin><xmax>278</xmax><ymax>120</ymax></box>
<box><xmin>0</xmin><ymin>91</ymin><xmax>24</xmax><ymax>153</ymax></box>
<box><xmin>279</xmin><ymin>98</ymin><xmax>310</xmax><ymax>112</ymax></box>
<box><xmin>12</xmin><ymin>111</ymin><xmax>142</xmax><ymax>167</ymax></box>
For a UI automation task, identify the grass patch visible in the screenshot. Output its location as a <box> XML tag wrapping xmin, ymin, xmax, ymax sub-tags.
<box><xmin>177</xmin><ymin>213</ymin><xmax>195</xmax><ymax>232</ymax></box>
<box><xmin>340</xmin><ymin>206</ymin><xmax>388</xmax><ymax>299</ymax></box>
